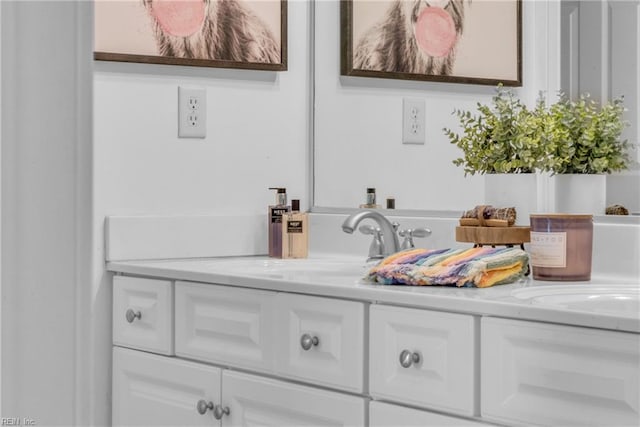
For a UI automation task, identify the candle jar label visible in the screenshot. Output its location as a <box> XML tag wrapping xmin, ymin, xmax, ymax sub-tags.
<box><xmin>530</xmin><ymin>231</ymin><xmax>567</xmax><ymax>268</ymax></box>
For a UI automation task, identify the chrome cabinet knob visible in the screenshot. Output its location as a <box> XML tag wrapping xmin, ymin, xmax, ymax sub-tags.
<box><xmin>399</xmin><ymin>349</ymin><xmax>421</xmax><ymax>368</ymax></box>
<box><xmin>300</xmin><ymin>333</ymin><xmax>319</xmax><ymax>351</ymax></box>
<box><xmin>196</xmin><ymin>400</ymin><xmax>214</xmax><ymax>415</ymax></box>
<box><xmin>125</xmin><ymin>309</ymin><xmax>142</xmax><ymax>323</ymax></box>
<box><xmin>213</xmin><ymin>404</ymin><xmax>230</xmax><ymax>420</ymax></box>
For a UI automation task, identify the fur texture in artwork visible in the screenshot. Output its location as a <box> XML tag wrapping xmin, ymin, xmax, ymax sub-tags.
<box><xmin>354</xmin><ymin>0</ymin><xmax>466</xmax><ymax>75</ymax></box>
<box><xmin>143</xmin><ymin>0</ymin><xmax>281</xmax><ymax>64</ymax></box>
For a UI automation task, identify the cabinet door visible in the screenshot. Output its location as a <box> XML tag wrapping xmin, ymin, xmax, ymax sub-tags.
<box><xmin>175</xmin><ymin>281</ymin><xmax>276</xmax><ymax>373</ymax></box>
<box><xmin>482</xmin><ymin>317</ymin><xmax>640</xmax><ymax>426</ymax></box>
<box><xmin>113</xmin><ymin>276</ymin><xmax>174</xmax><ymax>354</ymax></box>
<box><xmin>112</xmin><ymin>347</ymin><xmax>221</xmax><ymax>426</ymax></box>
<box><xmin>370</xmin><ymin>401</ymin><xmax>492</xmax><ymax>427</ymax></box>
<box><xmin>275</xmin><ymin>293</ymin><xmax>365</xmax><ymax>393</ymax></box>
<box><xmin>370</xmin><ymin>304</ymin><xmax>477</xmax><ymax>416</ymax></box>
<box><xmin>221</xmin><ymin>370</ymin><xmax>366</xmax><ymax>426</ymax></box>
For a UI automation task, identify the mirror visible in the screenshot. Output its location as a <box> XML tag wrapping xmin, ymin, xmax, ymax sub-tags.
<box><xmin>312</xmin><ymin>0</ymin><xmax>639</xmax><ymax>215</ymax></box>
<box><xmin>561</xmin><ymin>0</ymin><xmax>640</xmax><ymax>214</ymax></box>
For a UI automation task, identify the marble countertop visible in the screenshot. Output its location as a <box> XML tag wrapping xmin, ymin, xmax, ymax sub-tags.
<box><xmin>107</xmin><ymin>255</ymin><xmax>640</xmax><ymax>333</ymax></box>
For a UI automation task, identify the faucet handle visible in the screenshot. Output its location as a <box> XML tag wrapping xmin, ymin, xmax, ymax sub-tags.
<box><xmin>411</xmin><ymin>228</ymin><xmax>431</xmax><ymax>238</ymax></box>
<box><xmin>341</xmin><ymin>210</ymin><xmax>401</xmax><ymax>259</ymax></box>
<box><xmin>358</xmin><ymin>225</ymin><xmax>377</xmax><ymax>235</ymax></box>
<box><xmin>358</xmin><ymin>225</ymin><xmax>385</xmax><ymax>260</ymax></box>
<box><xmin>399</xmin><ymin>228</ymin><xmax>432</xmax><ymax>250</ymax></box>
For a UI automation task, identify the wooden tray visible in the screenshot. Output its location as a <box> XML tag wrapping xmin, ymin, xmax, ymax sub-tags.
<box><xmin>456</xmin><ymin>225</ymin><xmax>530</xmax><ymax>246</ymax></box>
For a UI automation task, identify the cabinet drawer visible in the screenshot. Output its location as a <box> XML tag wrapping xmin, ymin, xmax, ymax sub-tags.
<box><xmin>370</xmin><ymin>401</ymin><xmax>492</xmax><ymax>427</ymax></box>
<box><xmin>275</xmin><ymin>293</ymin><xmax>365</xmax><ymax>393</ymax></box>
<box><xmin>223</xmin><ymin>370</ymin><xmax>366</xmax><ymax>426</ymax></box>
<box><xmin>370</xmin><ymin>304</ymin><xmax>477</xmax><ymax>416</ymax></box>
<box><xmin>113</xmin><ymin>276</ymin><xmax>174</xmax><ymax>355</ymax></box>
<box><xmin>482</xmin><ymin>317</ymin><xmax>640</xmax><ymax>426</ymax></box>
<box><xmin>175</xmin><ymin>281</ymin><xmax>276</xmax><ymax>373</ymax></box>
<box><xmin>113</xmin><ymin>347</ymin><xmax>221</xmax><ymax>426</ymax></box>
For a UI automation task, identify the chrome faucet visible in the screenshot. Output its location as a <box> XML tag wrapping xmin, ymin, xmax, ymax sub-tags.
<box><xmin>342</xmin><ymin>210</ymin><xmax>401</xmax><ymax>259</ymax></box>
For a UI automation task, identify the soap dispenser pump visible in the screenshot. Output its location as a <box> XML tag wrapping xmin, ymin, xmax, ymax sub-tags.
<box><xmin>268</xmin><ymin>187</ymin><xmax>290</xmax><ymax>258</ymax></box>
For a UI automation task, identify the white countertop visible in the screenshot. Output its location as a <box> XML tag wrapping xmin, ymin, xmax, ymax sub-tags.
<box><xmin>107</xmin><ymin>255</ymin><xmax>640</xmax><ymax>333</ymax></box>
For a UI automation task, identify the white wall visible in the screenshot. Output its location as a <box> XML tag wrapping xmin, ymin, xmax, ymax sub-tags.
<box><xmin>314</xmin><ymin>0</ymin><xmax>559</xmax><ymax>210</ymax></box>
<box><xmin>91</xmin><ymin>1</ymin><xmax>310</xmax><ymax>424</ymax></box>
<box><xmin>1</xmin><ymin>1</ymin><xmax>93</xmax><ymax>424</ymax></box>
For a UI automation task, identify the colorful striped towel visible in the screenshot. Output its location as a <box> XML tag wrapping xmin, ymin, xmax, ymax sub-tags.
<box><xmin>364</xmin><ymin>247</ymin><xmax>529</xmax><ymax>288</ymax></box>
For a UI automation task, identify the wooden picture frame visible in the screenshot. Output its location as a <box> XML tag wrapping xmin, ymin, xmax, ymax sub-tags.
<box><xmin>95</xmin><ymin>0</ymin><xmax>287</xmax><ymax>71</ymax></box>
<box><xmin>341</xmin><ymin>0</ymin><xmax>522</xmax><ymax>86</ymax></box>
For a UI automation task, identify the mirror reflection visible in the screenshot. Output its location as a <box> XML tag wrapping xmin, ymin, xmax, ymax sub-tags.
<box><xmin>313</xmin><ymin>0</ymin><xmax>639</xmax><ymax>215</ymax></box>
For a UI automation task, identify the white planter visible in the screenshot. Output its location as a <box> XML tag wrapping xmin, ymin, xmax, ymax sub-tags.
<box><xmin>484</xmin><ymin>173</ymin><xmax>538</xmax><ymax>226</ymax></box>
<box><xmin>553</xmin><ymin>174</ymin><xmax>606</xmax><ymax>215</ymax></box>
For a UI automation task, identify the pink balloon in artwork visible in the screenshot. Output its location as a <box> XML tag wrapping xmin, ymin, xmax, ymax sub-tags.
<box><xmin>414</xmin><ymin>7</ymin><xmax>458</xmax><ymax>58</ymax></box>
<box><xmin>150</xmin><ymin>0</ymin><xmax>206</xmax><ymax>37</ymax></box>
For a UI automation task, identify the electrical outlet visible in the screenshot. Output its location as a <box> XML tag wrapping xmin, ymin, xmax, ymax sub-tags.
<box><xmin>402</xmin><ymin>98</ymin><xmax>425</xmax><ymax>144</ymax></box>
<box><xmin>178</xmin><ymin>87</ymin><xmax>206</xmax><ymax>138</ymax></box>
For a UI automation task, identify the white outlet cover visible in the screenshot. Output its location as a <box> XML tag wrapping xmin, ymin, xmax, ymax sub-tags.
<box><xmin>402</xmin><ymin>98</ymin><xmax>425</xmax><ymax>144</ymax></box>
<box><xmin>178</xmin><ymin>86</ymin><xmax>206</xmax><ymax>138</ymax></box>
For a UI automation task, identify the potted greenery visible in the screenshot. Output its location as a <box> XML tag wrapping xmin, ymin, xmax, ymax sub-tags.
<box><xmin>444</xmin><ymin>86</ymin><xmax>544</xmax><ymax>175</ymax></box>
<box><xmin>444</xmin><ymin>85</ymin><xmax>544</xmax><ymax>225</ymax></box>
<box><xmin>541</xmin><ymin>94</ymin><xmax>630</xmax><ymax>214</ymax></box>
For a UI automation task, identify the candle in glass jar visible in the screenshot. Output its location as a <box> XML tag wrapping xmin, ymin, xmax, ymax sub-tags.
<box><xmin>529</xmin><ymin>214</ymin><xmax>593</xmax><ymax>281</ymax></box>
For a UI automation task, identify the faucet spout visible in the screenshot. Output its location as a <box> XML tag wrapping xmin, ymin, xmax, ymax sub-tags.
<box><xmin>342</xmin><ymin>210</ymin><xmax>400</xmax><ymax>257</ymax></box>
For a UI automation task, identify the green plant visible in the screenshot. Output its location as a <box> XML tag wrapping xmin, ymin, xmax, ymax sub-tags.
<box><xmin>443</xmin><ymin>85</ymin><xmax>543</xmax><ymax>175</ymax></box>
<box><xmin>541</xmin><ymin>94</ymin><xmax>630</xmax><ymax>174</ymax></box>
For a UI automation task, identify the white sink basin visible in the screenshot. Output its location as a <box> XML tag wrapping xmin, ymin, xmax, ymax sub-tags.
<box><xmin>205</xmin><ymin>257</ymin><xmax>371</xmax><ymax>280</ymax></box>
<box><xmin>511</xmin><ymin>285</ymin><xmax>640</xmax><ymax>317</ymax></box>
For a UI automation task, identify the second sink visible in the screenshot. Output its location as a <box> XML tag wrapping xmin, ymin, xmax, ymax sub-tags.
<box><xmin>511</xmin><ymin>285</ymin><xmax>640</xmax><ymax>317</ymax></box>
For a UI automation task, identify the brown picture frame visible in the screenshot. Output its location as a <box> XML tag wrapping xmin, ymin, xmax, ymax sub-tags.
<box><xmin>341</xmin><ymin>0</ymin><xmax>522</xmax><ymax>86</ymax></box>
<box><xmin>94</xmin><ymin>0</ymin><xmax>288</xmax><ymax>72</ymax></box>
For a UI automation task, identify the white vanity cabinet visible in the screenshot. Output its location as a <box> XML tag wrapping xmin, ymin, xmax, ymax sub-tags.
<box><xmin>369</xmin><ymin>304</ymin><xmax>477</xmax><ymax>416</ymax></box>
<box><xmin>113</xmin><ymin>346</ymin><xmax>366</xmax><ymax>427</ymax></box>
<box><xmin>175</xmin><ymin>281</ymin><xmax>365</xmax><ymax>392</ymax></box>
<box><xmin>175</xmin><ymin>281</ymin><xmax>277</xmax><ymax>373</ymax></box>
<box><xmin>275</xmin><ymin>293</ymin><xmax>365</xmax><ymax>393</ymax></box>
<box><xmin>113</xmin><ymin>346</ymin><xmax>221</xmax><ymax>426</ymax></box>
<box><xmin>111</xmin><ymin>271</ymin><xmax>640</xmax><ymax>427</ymax></box>
<box><xmin>113</xmin><ymin>278</ymin><xmax>368</xmax><ymax>427</ymax></box>
<box><xmin>482</xmin><ymin>317</ymin><xmax>640</xmax><ymax>427</ymax></box>
<box><xmin>223</xmin><ymin>370</ymin><xmax>366</xmax><ymax>426</ymax></box>
<box><xmin>113</xmin><ymin>276</ymin><xmax>174</xmax><ymax>355</ymax></box>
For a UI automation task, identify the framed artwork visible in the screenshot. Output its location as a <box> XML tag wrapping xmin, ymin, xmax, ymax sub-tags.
<box><xmin>95</xmin><ymin>0</ymin><xmax>287</xmax><ymax>71</ymax></box>
<box><xmin>341</xmin><ymin>0</ymin><xmax>522</xmax><ymax>86</ymax></box>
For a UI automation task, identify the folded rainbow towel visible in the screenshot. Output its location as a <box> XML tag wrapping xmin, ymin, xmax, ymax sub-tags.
<box><xmin>364</xmin><ymin>247</ymin><xmax>529</xmax><ymax>288</ymax></box>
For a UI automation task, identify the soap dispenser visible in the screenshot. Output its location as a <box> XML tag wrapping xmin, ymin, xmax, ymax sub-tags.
<box><xmin>268</xmin><ymin>187</ymin><xmax>290</xmax><ymax>258</ymax></box>
<box><xmin>282</xmin><ymin>199</ymin><xmax>308</xmax><ymax>259</ymax></box>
